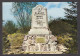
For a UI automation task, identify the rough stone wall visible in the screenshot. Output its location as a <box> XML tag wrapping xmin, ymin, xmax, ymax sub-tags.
<box><xmin>22</xmin><ymin>35</ymin><xmax>57</xmax><ymax>52</ymax></box>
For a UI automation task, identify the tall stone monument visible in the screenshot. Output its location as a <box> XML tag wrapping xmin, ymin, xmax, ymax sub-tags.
<box><xmin>22</xmin><ymin>5</ymin><xmax>60</xmax><ymax>54</ymax></box>
<box><xmin>28</xmin><ymin>5</ymin><xmax>52</xmax><ymax>35</ymax></box>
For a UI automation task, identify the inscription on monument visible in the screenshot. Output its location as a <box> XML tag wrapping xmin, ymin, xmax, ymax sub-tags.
<box><xmin>32</xmin><ymin>5</ymin><xmax>47</xmax><ymax>28</ymax></box>
<box><xmin>34</xmin><ymin>7</ymin><xmax>45</xmax><ymax>16</ymax></box>
<box><xmin>28</xmin><ymin>5</ymin><xmax>51</xmax><ymax>34</ymax></box>
<box><xmin>34</xmin><ymin>7</ymin><xmax>46</xmax><ymax>27</ymax></box>
<box><xmin>36</xmin><ymin>16</ymin><xmax>43</xmax><ymax>19</ymax></box>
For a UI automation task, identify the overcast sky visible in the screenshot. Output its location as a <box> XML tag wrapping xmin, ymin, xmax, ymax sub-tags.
<box><xmin>2</xmin><ymin>2</ymin><xmax>70</xmax><ymax>24</ymax></box>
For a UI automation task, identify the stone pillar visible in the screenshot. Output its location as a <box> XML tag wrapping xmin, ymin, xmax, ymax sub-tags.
<box><xmin>28</xmin><ymin>5</ymin><xmax>52</xmax><ymax>35</ymax></box>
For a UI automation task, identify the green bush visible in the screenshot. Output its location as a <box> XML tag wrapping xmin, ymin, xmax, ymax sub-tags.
<box><xmin>49</xmin><ymin>19</ymin><xmax>72</xmax><ymax>35</ymax></box>
<box><xmin>56</xmin><ymin>33</ymin><xmax>78</xmax><ymax>53</ymax></box>
<box><xmin>57</xmin><ymin>33</ymin><xmax>74</xmax><ymax>47</ymax></box>
<box><xmin>3</xmin><ymin>20</ymin><xmax>17</xmax><ymax>34</ymax></box>
<box><xmin>3</xmin><ymin>37</ymin><xmax>10</xmax><ymax>54</ymax></box>
<box><xmin>16</xmin><ymin>27</ymin><xmax>30</xmax><ymax>34</ymax></box>
<box><xmin>7</xmin><ymin>33</ymin><xmax>25</xmax><ymax>49</ymax></box>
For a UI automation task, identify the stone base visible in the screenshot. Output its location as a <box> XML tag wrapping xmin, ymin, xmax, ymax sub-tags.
<box><xmin>22</xmin><ymin>34</ymin><xmax>58</xmax><ymax>52</ymax></box>
<box><xmin>28</xmin><ymin>29</ymin><xmax>52</xmax><ymax>35</ymax></box>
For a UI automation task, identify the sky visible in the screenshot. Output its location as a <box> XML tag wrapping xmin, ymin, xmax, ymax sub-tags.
<box><xmin>2</xmin><ymin>2</ymin><xmax>70</xmax><ymax>24</ymax></box>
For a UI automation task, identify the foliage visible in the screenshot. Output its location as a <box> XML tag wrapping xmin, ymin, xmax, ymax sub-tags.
<box><xmin>36</xmin><ymin>37</ymin><xmax>45</xmax><ymax>43</ymax></box>
<box><xmin>2</xmin><ymin>27</ymin><xmax>8</xmax><ymax>37</ymax></box>
<box><xmin>64</xmin><ymin>2</ymin><xmax>77</xmax><ymax>31</ymax></box>
<box><xmin>64</xmin><ymin>2</ymin><xmax>77</xmax><ymax>54</ymax></box>
<box><xmin>64</xmin><ymin>2</ymin><xmax>77</xmax><ymax>20</ymax></box>
<box><xmin>3</xmin><ymin>37</ymin><xmax>10</xmax><ymax>54</ymax></box>
<box><xmin>57</xmin><ymin>33</ymin><xmax>77</xmax><ymax>54</ymax></box>
<box><xmin>57</xmin><ymin>33</ymin><xmax>73</xmax><ymax>47</ymax></box>
<box><xmin>12</xmin><ymin>2</ymin><xmax>38</xmax><ymax>28</ymax></box>
<box><xmin>3</xmin><ymin>20</ymin><xmax>17</xmax><ymax>34</ymax></box>
<box><xmin>2</xmin><ymin>20</ymin><xmax>17</xmax><ymax>54</ymax></box>
<box><xmin>7</xmin><ymin>33</ymin><xmax>25</xmax><ymax>49</ymax></box>
<box><xmin>49</xmin><ymin>18</ymin><xmax>72</xmax><ymax>35</ymax></box>
<box><xmin>16</xmin><ymin>26</ymin><xmax>30</xmax><ymax>34</ymax></box>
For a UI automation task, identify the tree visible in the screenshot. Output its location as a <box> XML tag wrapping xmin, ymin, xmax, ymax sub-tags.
<box><xmin>64</xmin><ymin>2</ymin><xmax>77</xmax><ymax>54</ymax></box>
<box><xmin>3</xmin><ymin>20</ymin><xmax>17</xmax><ymax>34</ymax></box>
<box><xmin>64</xmin><ymin>2</ymin><xmax>77</xmax><ymax>29</ymax></box>
<box><xmin>12</xmin><ymin>2</ymin><xmax>38</xmax><ymax>33</ymax></box>
<box><xmin>49</xmin><ymin>18</ymin><xmax>72</xmax><ymax>35</ymax></box>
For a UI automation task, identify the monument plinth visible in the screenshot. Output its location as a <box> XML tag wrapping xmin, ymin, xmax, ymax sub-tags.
<box><xmin>28</xmin><ymin>5</ymin><xmax>52</xmax><ymax>35</ymax></box>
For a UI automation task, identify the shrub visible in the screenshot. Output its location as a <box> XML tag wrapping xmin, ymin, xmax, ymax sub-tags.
<box><xmin>3</xmin><ymin>37</ymin><xmax>10</xmax><ymax>54</ymax></box>
<box><xmin>49</xmin><ymin>19</ymin><xmax>72</xmax><ymax>35</ymax></box>
<box><xmin>16</xmin><ymin>27</ymin><xmax>30</xmax><ymax>34</ymax></box>
<box><xmin>3</xmin><ymin>20</ymin><xmax>17</xmax><ymax>34</ymax></box>
<box><xmin>57</xmin><ymin>33</ymin><xmax>77</xmax><ymax>53</ymax></box>
<box><xmin>7</xmin><ymin>33</ymin><xmax>25</xmax><ymax>49</ymax></box>
<box><xmin>57</xmin><ymin>33</ymin><xmax>74</xmax><ymax>48</ymax></box>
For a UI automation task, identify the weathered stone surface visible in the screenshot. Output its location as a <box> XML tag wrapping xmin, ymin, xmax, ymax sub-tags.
<box><xmin>22</xmin><ymin>35</ymin><xmax>68</xmax><ymax>54</ymax></box>
<box><xmin>22</xmin><ymin>35</ymin><xmax>57</xmax><ymax>52</ymax></box>
<box><xmin>28</xmin><ymin>5</ymin><xmax>52</xmax><ymax>35</ymax></box>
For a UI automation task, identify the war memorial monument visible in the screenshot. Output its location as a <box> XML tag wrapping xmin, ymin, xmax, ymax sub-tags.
<box><xmin>22</xmin><ymin>5</ymin><xmax>67</xmax><ymax>54</ymax></box>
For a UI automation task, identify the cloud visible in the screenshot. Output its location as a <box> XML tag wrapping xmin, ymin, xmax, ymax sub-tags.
<box><xmin>47</xmin><ymin>7</ymin><xmax>65</xmax><ymax>19</ymax></box>
<box><xmin>44</xmin><ymin>2</ymin><xmax>70</xmax><ymax>20</ymax></box>
<box><xmin>60</xmin><ymin>2</ymin><xmax>70</xmax><ymax>8</ymax></box>
<box><xmin>45</xmin><ymin>2</ymin><xmax>60</xmax><ymax>8</ymax></box>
